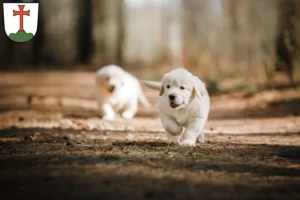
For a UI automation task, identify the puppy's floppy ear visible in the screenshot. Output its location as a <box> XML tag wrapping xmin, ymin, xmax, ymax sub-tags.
<box><xmin>159</xmin><ymin>85</ymin><xmax>164</xmax><ymax>96</ymax></box>
<box><xmin>192</xmin><ymin>76</ymin><xmax>206</xmax><ymax>100</ymax></box>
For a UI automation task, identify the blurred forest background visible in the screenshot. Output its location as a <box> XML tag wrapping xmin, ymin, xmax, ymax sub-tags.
<box><xmin>1</xmin><ymin>0</ymin><xmax>300</xmax><ymax>93</ymax></box>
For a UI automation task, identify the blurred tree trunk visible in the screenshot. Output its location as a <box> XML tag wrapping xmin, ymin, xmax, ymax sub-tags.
<box><xmin>276</xmin><ymin>0</ymin><xmax>300</xmax><ymax>83</ymax></box>
<box><xmin>222</xmin><ymin>0</ymin><xmax>238</xmax><ymax>70</ymax></box>
<box><xmin>224</xmin><ymin>0</ymin><xmax>252</xmax><ymax>74</ymax></box>
<box><xmin>31</xmin><ymin>0</ymin><xmax>44</xmax><ymax>68</ymax></box>
<box><xmin>182</xmin><ymin>0</ymin><xmax>215</xmax><ymax>75</ymax></box>
<box><xmin>115</xmin><ymin>0</ymin><xmax>124</xmax><ymax>65</ymax></box>
<box><xmin>222</xmin><ymin>0</ymin><xmax>279</xmax><ymax>86</ymax></box>
<box><xmin>39</xmin><ymin>0</ymin><xmax>81</xmax><ymax>66</ymax></box>
<box><xmin>91</xmin><ymin>0</ymin><xmax>124</xmax><ymax>67</ymax></box>
<box><xmin>76</xmin><ymin>0</ymin><xmax>93</xmax><ymax>64</ymax></box>
<box><xmin>166</xmin><ymin>0</ymin><xmax>183</xmax><ymax>69</ymax></box>
<box><xmin>90</xmin><ymin>0</ymin><xmax>108</xmax><ymax>67</ymax></box>
<box><xmin>252</xmin><ymin>0</ymin><xmax>278</xmax><ymax>86</ymax></box>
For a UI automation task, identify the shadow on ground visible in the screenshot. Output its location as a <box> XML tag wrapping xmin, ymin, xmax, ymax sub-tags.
<box><xmin>0</xmin><ymin>138</ymin><xmax>300</xmax><ymax>200</ymax></box>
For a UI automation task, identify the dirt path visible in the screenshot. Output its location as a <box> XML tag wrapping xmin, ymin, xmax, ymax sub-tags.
<box><xmin>0</xmin><ymin>71</ymin><xmax>300</xmax><ymax>200</ymax></box>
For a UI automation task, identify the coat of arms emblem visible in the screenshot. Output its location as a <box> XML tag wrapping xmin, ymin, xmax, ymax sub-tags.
<box><xmin>3</xmin><ymin>2</ymin><xmax>39</xmax><ymax>43</ymax></box>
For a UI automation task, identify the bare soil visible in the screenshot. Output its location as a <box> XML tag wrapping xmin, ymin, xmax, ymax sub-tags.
<box><xmin>0</xmin><ymin>71</ymin><xmax>300</xmax><ymax>200</ymax></box>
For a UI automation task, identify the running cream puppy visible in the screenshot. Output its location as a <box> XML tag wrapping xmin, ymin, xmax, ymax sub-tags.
<box><xmin>143</xmin><ymin>68</ymin><xmax>210</xmax><ymax>146</ymax></box>
<box><xmin>95</xmin><ymin>65</ymin><xmax>150</xmax><ymax>121</ymax></box>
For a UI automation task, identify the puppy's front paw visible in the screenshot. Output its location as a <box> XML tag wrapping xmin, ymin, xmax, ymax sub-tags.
<box><xmin>166</xmin><ymin>134</ymin><xmax>180</xmax><ymax>144</ymax></box>
<box><xmin>103</xmin><ymin>114</ymin><xmax>115</xmax><ymax>121</ymax></box>
<box><xmin>121</xmin><ymin>111</ymin><xmax>134</xmax><ymax>119</ymax></box>
<box><xmin>180</xmin><ymin>139</ymin><xmax>196</xmax><ymax>147</ymax></box>
<box><xmin>167</xmin><ymin>137</ymin><xmax>180</xmax><ymax>145</ymax></box>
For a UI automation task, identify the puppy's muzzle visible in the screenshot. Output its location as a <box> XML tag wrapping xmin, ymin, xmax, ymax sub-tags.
<box><xmin>168</xmin><ymin>93</ymin><xmax>180</xmax><ymax>108</ymax></box>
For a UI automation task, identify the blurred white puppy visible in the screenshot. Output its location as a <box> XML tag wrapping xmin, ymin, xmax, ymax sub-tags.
<box><xmin>95</xmin><ymin>64</ymin><xmax>150</xmax><ymax>121</ymax></box>
<box><xmin>143</xmin><ymin>68</ymin><xmax>210</xmax><ymax>146</ymax></box>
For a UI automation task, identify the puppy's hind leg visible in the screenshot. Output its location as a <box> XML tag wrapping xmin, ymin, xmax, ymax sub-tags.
<box><xmin>197</xmin><ymin>130</ymin><xmax>205</xmax><ymax>143</ymax></box>
<box><xmin>121</xmin><ymin>100</ymin><xmax>138</xmax><ymax>119</ymax></box>
<box><xmin>197</xmin><ymin>116</ymin><xmax>208</xmax><ymax>143</ymax></box>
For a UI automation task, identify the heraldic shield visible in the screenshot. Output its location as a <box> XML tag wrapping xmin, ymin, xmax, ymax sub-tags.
<box><xmin>3</xmin><ymin>2</ymin><xmax>39</xmax><ymax>43</ymax></box>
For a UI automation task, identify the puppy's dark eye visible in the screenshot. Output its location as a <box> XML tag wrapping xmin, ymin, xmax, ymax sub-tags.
<box><xmin>166</xmin><ymin>85</ymin><xmax>170</xmax><ymax>89</ymax></box>
<box><xmin>180</xmin><ymin>86</ymin><xmax>185</xmax><ymax>90</ymax></box>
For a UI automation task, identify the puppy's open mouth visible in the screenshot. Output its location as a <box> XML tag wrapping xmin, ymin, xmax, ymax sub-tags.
<box><xmin>170</xmin><ymin>102</ymin><xmax>180</xmax><ymax>108</ymax></box>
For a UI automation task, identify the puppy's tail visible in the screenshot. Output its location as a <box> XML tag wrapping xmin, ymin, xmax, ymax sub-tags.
<box><xmin>138</xmin><ymin>80</ymin><xmax>162</xmax><ymax>107</ymax></box>
<box><xmin>142</xmin><ymin>81</ymin><xmax>161</xmax><ymax>90</ymax></box>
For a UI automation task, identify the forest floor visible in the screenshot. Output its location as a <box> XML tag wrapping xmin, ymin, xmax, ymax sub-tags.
<box><xmin>0</xmin><ymin>71</ymin><xmax>300</xmax><ymax>200</ymax></box>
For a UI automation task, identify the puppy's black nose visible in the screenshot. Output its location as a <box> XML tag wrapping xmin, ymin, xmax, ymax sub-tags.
<box><xmin>108</xmin><ymin>85</ymin><xmax>115</xmax><ymax>92</ymax></box>
<box><xmin>169</xmin><ymin>94</ymin><xmax>176</xmax><ymax>100</ymax></box>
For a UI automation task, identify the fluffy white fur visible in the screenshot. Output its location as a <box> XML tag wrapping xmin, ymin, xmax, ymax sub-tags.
<box><xmin>95</xmin><ymin>64</ymin><xmax>150</xmax><ymax>121</ymax></box>
<box><xmin>143</xmin><ymin>68</ymin><xmax>210</xmax><ymax>146</ymax></box>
